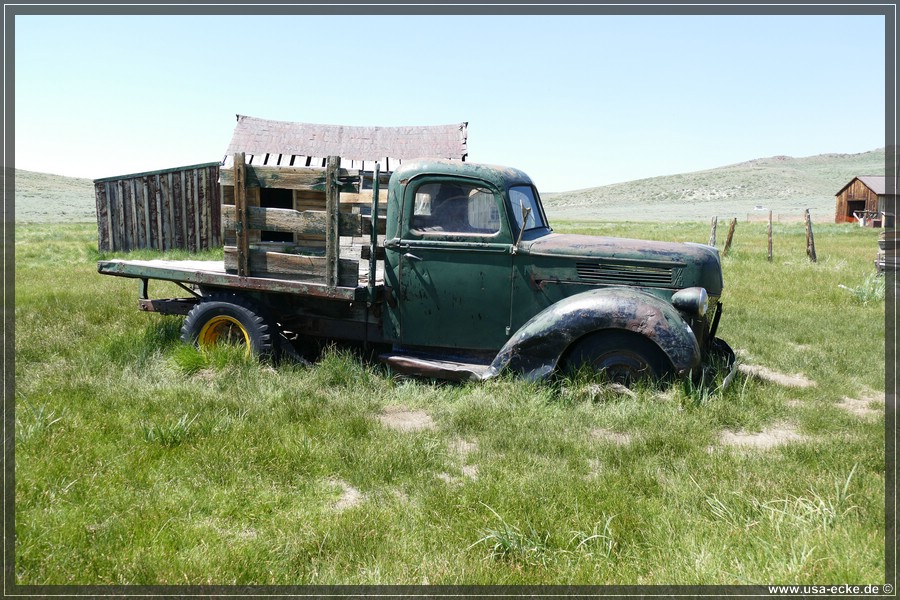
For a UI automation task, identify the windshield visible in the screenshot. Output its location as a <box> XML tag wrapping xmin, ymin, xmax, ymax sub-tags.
<box><xmin>509</xmin><ymin>185</ymin><xmax>546</xmax><ymax>232</ymax></box>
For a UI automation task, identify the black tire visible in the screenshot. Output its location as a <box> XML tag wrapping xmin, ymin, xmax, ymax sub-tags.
<box><xmin>563</xmin><ymin>330</ymin><xmax>671</xmax><ymax>386</ymax></box>
<box><xmin>180</xmin><ymin>294</ymin><xmax>275</xmax><ymax>358</ymax></box>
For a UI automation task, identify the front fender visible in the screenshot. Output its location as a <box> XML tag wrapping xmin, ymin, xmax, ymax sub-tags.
<box><xmin>488</xmin><ymin>287</ymin><xmax>700</xmax><ymax>380</ymax></box>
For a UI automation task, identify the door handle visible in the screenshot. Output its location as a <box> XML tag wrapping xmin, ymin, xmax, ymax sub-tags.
<box><xmin>403</xmin><ymin>253</ymin><xmax>422</xmax><ymax>261</ymax></box>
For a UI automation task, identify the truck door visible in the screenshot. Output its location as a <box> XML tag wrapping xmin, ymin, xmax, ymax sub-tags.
<box><xmin>397</xmin><ymin>178</ymin><xmax>513</xmax><ymax>351</ymax></box>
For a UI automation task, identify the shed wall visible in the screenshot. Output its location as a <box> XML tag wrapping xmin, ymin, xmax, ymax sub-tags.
<box><xmin>95</xmin><ymin>163</ymin><xmax>221</xmax><ymax>252</ymax></box>
<box><xmin>834</xmin><ymin>178</ymin><xmax>881</xmax><ymax>224</ymax></box>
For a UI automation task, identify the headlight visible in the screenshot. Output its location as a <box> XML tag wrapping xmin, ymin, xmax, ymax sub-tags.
<box><xmin>672</xmin><ymin>287</ymin><xmax>709</xmax><ymax>317</ymax></box>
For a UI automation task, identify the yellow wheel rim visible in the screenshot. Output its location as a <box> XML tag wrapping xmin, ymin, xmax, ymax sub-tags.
<box><xmin>197</xmin><ymin>315</ymin><xmax>251</xmax><ymax>354</ymax></box>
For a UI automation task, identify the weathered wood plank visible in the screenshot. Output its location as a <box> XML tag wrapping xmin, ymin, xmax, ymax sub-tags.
<box><xmin>234</xmin><ymin>152</ymin><xmax>250</xmax><ymax>276</ymax></box>
<box><xmin>221</xmin><ymin>205</ymin><xmax>364</xmax><ymax>237</ymax></box>
<box><xmin>122</xmin><ymin>179</ymin><xmax>135</xmax><ymax>250</ymax></box>
<box><xmin>219</xmin><ymin>164</ymin><xmax>360</xmax><ymax>192</ymax></box>
<box><xmin>185</xmin><ymin>169</ymin><xmax>197</xmax><ymax>252</ymax></box>
<box><xmin>196</xmin><ymin>168</ymin><xmax>207</xmax><ymax>250</ymax></box>
<box><xmin>161</xmin><ymin>172</ymin><xmax>173</xmax><ymax>251</ymax></box>
<box><xmin>209</xmin><ymin>166</ymin><xmax>222</xmax><ymax>247</ymax></box>
<box><xmin>149</xmin><ymin>175</ymin><xmax>162</xmax><ymax>250</ymax></box>
<box><xmin>247</xmin><ymin>187</ymin><xmax>261</xmax><ymax>244</ymax></box>
<box><xmin>325</xmin><ymin>156</ymin><xmax>341</xmax><ymax>288</ymax></box>
<box><xmin>113</xmin><ymin>181</ymin><xmax>125</xmax><ymax>252</ymax></box>
<box><xmin>95</xmin><ymin>182</ymin><xmax>110</xmax><ymax>251</ymax></box>
<box><xmin>172</xmin><ymin>171</ymin><xmax>184</xmax><ymax>250</ymax></box>
<box><xmin>222</xmin><ymin>184</ymin><xmax>235</xmax><ymax>246</ymax></box>
<box><xmin>224</xmin><ymin>247</ymin><xmax>359</xmax><ymax>286</ymax></box>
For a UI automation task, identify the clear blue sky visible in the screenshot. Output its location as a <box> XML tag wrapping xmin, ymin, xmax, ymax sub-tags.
<box><xmin>14</xmin><ymin>12</ymin><xmax>887</xmax><ymax>192</ymax></box>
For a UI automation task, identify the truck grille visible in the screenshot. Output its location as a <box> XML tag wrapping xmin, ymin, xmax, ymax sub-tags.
<box><xmin>576</xmin><ymin>262</ymin><xmax>673</xmax><ymax>286</ymax></box>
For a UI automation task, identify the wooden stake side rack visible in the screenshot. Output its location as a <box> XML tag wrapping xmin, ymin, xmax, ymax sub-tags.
<box><xmin>221</xmin><ymin>153</ymin><xmax>387</xmax><ymax>289</ymax></box>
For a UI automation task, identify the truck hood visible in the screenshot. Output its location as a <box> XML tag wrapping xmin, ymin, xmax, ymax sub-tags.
<box><xmin>521</xmin><ymin>233</ymin><xmax>724</xmax><ymax>296</ymax></box>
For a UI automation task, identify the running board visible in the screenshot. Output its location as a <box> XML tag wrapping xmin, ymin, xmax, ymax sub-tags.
<box><xmin>379</xmin><ymin>353</ymin><xmax>496</xmax><ymax>382</ymax></box>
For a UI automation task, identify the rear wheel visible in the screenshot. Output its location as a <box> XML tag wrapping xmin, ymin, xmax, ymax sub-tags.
<box><xmin>563</xmin><ymin>330</ymin><xmax>671</xmax><ymax>386</ymax></box>
<box><xmin>181</xmin><ymin>294</ymin><xmax>275</xmax><ymax>358</ymax></box>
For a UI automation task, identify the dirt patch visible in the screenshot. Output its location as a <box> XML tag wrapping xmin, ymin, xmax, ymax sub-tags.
<box><xmin>378</xmin><ymin>406</ymin><xmax>436</xmax><ymax>432</ymax></box>
<box><xmin>719</xmin><ymin>423</ymin><xmax>805</xmax><ymax>449</ymax></box>
<box><xmin>738</xmin><ymin>364</ymin><xmax>815</xmax><ymax>388</ymax></box>
<box><xmin>331</xmin><ymin>479</ymin><xmax>364</xmax><ymax>511</ymax></box>
<box><xmin>590</xmin><ymin>428</ymin><xmax>631</xmax><ymax>446</ymax></box>
<box><xmin>450</xmin><ymin>438</ymin><xmax>477</xmax><ymax>458</ymax></box>
<box><xmin>437</xmin><ymin>438</ymin><xmax>479</xmax><ymax>485</ymax></box>
<box><xmin>838</xmin><ymin>393</ymin><xmax>883</xmax><ymax>419</ymax></box>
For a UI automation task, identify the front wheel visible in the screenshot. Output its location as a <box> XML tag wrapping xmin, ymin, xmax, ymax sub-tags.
<box><xmin>181</xmin><ymin>294</ymin><xmax>275</xmax><ymax>358</ymax></box>
<box><xmin>563</xmin><ymin>330</ymin><xmax>671</xmax><ymax>386</ymax></box>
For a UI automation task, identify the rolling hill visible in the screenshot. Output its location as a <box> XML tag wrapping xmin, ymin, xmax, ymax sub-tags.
<box><xmin>543</xmin><ymin>148</ymin><xmax>886</xmax><ymax>222</ymax></box>
<box><xmin>12</xmin><ymin>148</ymin><xmax>887</xmax><ymax>224</ymax></box>
<box><xmin>14</xmin><ymin>169</ymin><xmax>97</xmax><ymax>223</ymax></box>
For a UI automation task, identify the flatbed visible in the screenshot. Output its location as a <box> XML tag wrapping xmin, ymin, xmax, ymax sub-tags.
<box><xmin>97</xmin><ymin>258</ymin><xmax>383</xmax><ymax>303</ymax></box>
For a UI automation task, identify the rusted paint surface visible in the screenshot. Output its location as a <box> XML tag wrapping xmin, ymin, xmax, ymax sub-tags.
<box><xmin>522</xmin><ymin>233</ymin><xmax>723</xmax><ymax>297</ymax></box>
<box><xmin>380</xmin><ymin>353</ymin><xmax>492</xmax><ymax>382</ymax></box>
<box><xmin>489</xmin><ymin>287</ymin><xmax>701</xmax><ymax>381</ymax></box>
<box><xmin>138</xmin><ymin>297</ymin><xmax>199</xmax><ymax>315</ymax></box>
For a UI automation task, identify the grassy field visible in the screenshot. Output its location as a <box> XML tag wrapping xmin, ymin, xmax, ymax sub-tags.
<box><xmin>13</xmin><ymin>218</ymin><xmax>887</xmax><ymax>587</ymax></box>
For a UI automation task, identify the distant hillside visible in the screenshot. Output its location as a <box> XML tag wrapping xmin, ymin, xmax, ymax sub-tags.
<box><xmin>544</xmin><ymin>149</ymin><xmax>886</xmax><ymax>222</ymax></box>
<box><xmin>12</xmin><ymin>148</ymin><xmax>887</xmax><ymax>225</ymax></box>
<box><xmin>15</xmin><ymin>170</ymin><xmax>96</xmax><ymax>223</ymax></box>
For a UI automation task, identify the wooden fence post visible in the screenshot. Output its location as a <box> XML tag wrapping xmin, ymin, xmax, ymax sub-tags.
<box><xmin>709</xmin><ymin>216</ymin><xmax>718</xmax><ymax>247</ymax></box>
<box><xmin>325</xmin><ymin>155</ymin><xmax>341</xmax><ymax>289</ymax></box>
<box><xmin>723</xmin><ymin>218</ymin><xmax>737</xmax><ymax>256</ymax></box>
<box><xmin>234</xmin><ymin>152</ymin><xmax>249</xmax><ymax>277</ymax></box>
<box><xmin>767</xmin><ymin>210</ymin><xmax>773</xmax><ymax>262</ymax></box>
<box><xmin>805</xmin><ymin>208</ymin><xmax>817</xmax><ymax>262</ymax></box>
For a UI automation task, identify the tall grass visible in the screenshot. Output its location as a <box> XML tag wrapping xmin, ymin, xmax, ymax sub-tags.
<box><xmin>14</xmin><ymin>221</ymin><xmax>886</xmax><ymax>586</ymax></box>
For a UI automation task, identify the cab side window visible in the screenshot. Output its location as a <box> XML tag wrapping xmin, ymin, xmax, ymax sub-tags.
<box><xmin>411</xmin><ymin>182</ymin><xmax>500</xmax><ymax>236</ymax></box>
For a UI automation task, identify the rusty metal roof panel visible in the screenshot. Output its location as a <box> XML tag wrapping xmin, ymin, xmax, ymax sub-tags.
<box><xmin>224</xmin><ymin>115</ymin><xmax>468</xmax><ymax>167</ymax></box>
<box><xmin>858</xmin><ymin>176</ymin><xmax>888</xmax><ymax>195</ymax></box>
<box><xmin>836</xmin><ymin>176</ymin><xmax>895</xmax><ymax>196</ymax></box>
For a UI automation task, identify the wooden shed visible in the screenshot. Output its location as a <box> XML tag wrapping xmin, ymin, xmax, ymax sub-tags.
<box><xmin>94</xmin><ymin>162</ymin><xmax>221</xmax><ymax>252</ymax></box>
<box><xmin>834</xmin><ymin>176</ymin><xmax>896</xmax><ymax>227</ymax></box>
<box><xmin>219</xmin><ymin>115</ymin><xmax>469</xmax><ymax>285</ymax></box>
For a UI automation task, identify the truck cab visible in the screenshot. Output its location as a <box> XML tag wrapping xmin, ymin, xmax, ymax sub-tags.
<box><xmin>379</xmin><ymin>159</ymin><xmax>729</xmax><ymax>382</ymax></box>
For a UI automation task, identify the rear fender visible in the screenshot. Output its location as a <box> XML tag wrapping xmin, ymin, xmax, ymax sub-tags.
<box><xmin>488</xmin><ymin>288</ymin><xmax>700</xmax><ymax>380</ymax></box>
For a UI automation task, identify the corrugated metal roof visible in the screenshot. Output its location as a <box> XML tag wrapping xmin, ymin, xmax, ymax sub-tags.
<box><xmin>858</xmin><ymin>176</ymin><xmax>887</xmax><ymax>195</ymax></box>
<box><xmin>836</xmin><ymin>176</ymin><xmax>895</xmax><ymax>196</ymax></box>
<box><xmin>222</xmin><ymin>115</ymin><xmax>468</xmax><ymax>171</ymax></box>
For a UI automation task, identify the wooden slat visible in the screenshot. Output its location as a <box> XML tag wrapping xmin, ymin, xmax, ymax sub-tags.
<box><xmin>224</xmin><ymin>247</ymin><xmax>359</xmax><ymax>286</ymax></box>
<box><xmin>145</xmin><ymin>177</ymin><xmax>154</xmax><ymax>248</ymax></box>
<box><xmin>95</xmin><ymin>182</ymin><xmax>109</xmax><ymax>252</ymax></box>
<box><xmin>219</xmin><ymin>163</ymin><xmax>360</xmax><ymax>192</ymax></box>
<box><xmin>106</xmin><ymin>181</ymin><xmax>125</xmax><ymax>250</ymax></box>
<box><xmin>209</xmin><ymin>166</ymin><xmax>221</xmax><ymax>247</ymax></box>
<box><xmin>149</xmin><ymin>175</ymin><xmax>162</xmax><ymax>250</ymax></box>
<box><xmin>172</xmin><ymin>171</ymin><xmax>184</xmax><ymax>249</ymax></box>
<box><xmin>195</xmin><ymin>168</ymin><xmax>206</xmax><ymax>250</ymax></box>
<box><xmin>186</xmin><ymin>169</ymin><xmax>197</xmax><ymax>252</ymax></box>
<box><xmin>234</xmin><ymin>152</ymin><xmax>249</xmax><ymax>276</ymax></box>
<box><xmin>122</xmin><ymin>180</ymin><xmax>134</xmax><ymax>250</ymax></box>
<box><xmin>325</xmin><ymin>156</ymin><xmax>340</xmax><ymax>288</ymax></box>
<box><xmin>221</xmin><ymin>205</ymin><xmax>364</xmax><ymax>237</ymax></box>
<box><xmin>163</xmin><ymin>172</ymin><xmax>175</xmax><ymax>251</ymax></box>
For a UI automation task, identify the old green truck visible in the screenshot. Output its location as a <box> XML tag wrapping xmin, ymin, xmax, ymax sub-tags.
<box><xmin>98</xmin><ymin>156</ymin><xmax>733</xmax><ymax>384</ymax></box>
